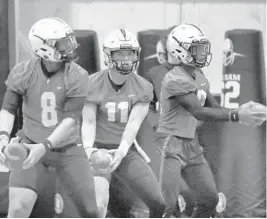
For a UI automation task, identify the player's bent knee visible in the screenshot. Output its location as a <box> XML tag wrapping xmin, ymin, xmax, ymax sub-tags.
<box><xmin>96</xmin><ymin>193</ymin><xmax>109</xmax><ymax>218</ymax></box>
<box><xmin>98</xmin><ymin>204</ymin><xmax>108</xmax><ymax>218</ymax></box>
<box><xmin>94</xmin><ymin>176</ymin><xmax>109</xmax><ymax>196</ymax></box>
<box><xmin>94</xmin><ymin>176</ymin><xmax>110</xmax><ymax>217</ymax></box>
<box><xmin>8</xmin><ymin>187</ymin><xmax>37</xmax><ymax>218</ymax></box>
<box><xmin>8</xmin><ymin>202</ymin><xmax>31</xmax><ymax>218</ymax></box>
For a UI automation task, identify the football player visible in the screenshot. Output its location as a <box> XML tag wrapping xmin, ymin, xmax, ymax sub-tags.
<box><xmin>82</xmin><ymin>28</ymin><xmax>165</xmax><ymax>218</ymax></box>
<box><xmin>106</xmin><ymin>27</ymin><xmax>177</xmax><ymax>219</ymax></box>
<box><xmin>106</xmin><ymin>28</ymin><xmax>177</xmax><ymax>219</ymax></box>
<box><xmin>158</xmin><ymin>23</ymin><xmax>265</xmax><ymax>217</ymax></box>
<box><xmin>147</xmin><ymin>26</ymin><xmax>198</xmax><ymax>217</ymax></box>
<box><xmin>0</xmin><ymin>18</ymin><xmax>99</xmax><ymax>218</ymax></box>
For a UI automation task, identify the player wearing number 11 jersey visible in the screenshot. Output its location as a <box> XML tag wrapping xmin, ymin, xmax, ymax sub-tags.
<box><xmin>0</xmin><ymin>18</ymin><xmax>98</xmax><ymax>217</ymax></box>
<box><xmin>82</xmin><ymin>28</ymin><xmax>165</xmax><ymax>218</ymax></box>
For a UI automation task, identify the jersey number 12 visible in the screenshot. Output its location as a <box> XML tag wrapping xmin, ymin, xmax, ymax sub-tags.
<box><xmin>221</xmin><ymin>81</ymin><xmax>240</xmax><ymax>109</ymax></box>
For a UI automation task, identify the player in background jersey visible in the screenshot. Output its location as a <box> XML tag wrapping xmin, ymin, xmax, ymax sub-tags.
<box><xmin>158</xmin><ymin>24</ymin><xmax>265</xmax><ymax>217</ymax></box>
<box><xmin>0</xmin><ymin>18</ymin><xmax>99</xmax><ymax>218</ymax></box>
<box><xmin>147</xmin><ymin>26</ymin><xmax>197</xmax><ymax>217</ymax></box>
<box><xmin>82</xmin><ymin>28</ymin><xmax>165</xmax><ymax>218</ymax></box>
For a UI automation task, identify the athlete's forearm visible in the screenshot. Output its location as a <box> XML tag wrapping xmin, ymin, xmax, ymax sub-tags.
<box><xmin>179</xmin><ymin>92</ymin><xmax>235</xmax><ymax>122</ymax></box>
<box><xmin>0</xmin><ymin>109</ymin><xmax>15</xmax><ymax>137</ymax></box>
<box><xmin>47</xmin><ymin>117</ymin><xmax>76</xmax><ymax>148</ymax></box>
<box><xmin>193</xmin><ymin>107</ymin><xmax>232</xmax><ymax>122</ymax></box>
<box><xmin>119</xmin><ymin>121</ymin><xmax>141</xmax><ymax>154</ymax></box>
<box><xmin>81</xmin><ymin>121</ymin><xmax>96</xmax><ymax>149</ymax></box>
<box><xmin>118</xmin><ymin>103</ymin><xmax>149</xmax><ymax>155</ymax></box>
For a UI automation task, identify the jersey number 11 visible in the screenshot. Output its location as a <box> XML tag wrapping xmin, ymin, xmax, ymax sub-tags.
<box><xmin>105</xmin><ymin>102</ymin><xmax>129</xmax><ymax>123</ymax></box>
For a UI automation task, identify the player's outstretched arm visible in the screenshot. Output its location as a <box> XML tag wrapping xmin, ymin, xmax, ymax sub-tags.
<box><xmin>177</xmin><ymin>93</ymin><xmax>265</xmax><ymax>126</ymax></box>
<box><xmin>81</xmin><ymin>102</ymin><xmax>98</xmax><ymax>159</ymax></box>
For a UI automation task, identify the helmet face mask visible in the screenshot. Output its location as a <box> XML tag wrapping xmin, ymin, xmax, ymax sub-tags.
<box><xmin>29</xmin><ymin>18</ymin><xmax>79</xmax><ymax>62</ymax></box>
<box><xmin>54</xmin><ymin>34</ymin><xmax>78</xmax><ymax>52</ymax></box>
<box><xmin>106</xmin><ymin>48</ymin><xmax>139</xmax><ymax>75</ymax></box>
<box><xmin>186</xmin><ymin>40</ymin><xmax>212</xmax><ymax>68</ymax></box>
<box><xmin>47</xmin><ymin>33</ymin><xmax>79</xmax><ymax>62</ymax></box>
<box><xmin>103</xmin><ymin>29</ymin><xmax>141</xmax><ymax>75</ymax></box>
<box><xmin>56</xmin><ymin>34</ymin><xmax>79</xmax><ymax>62</ymax></box>
<box><xmin>167</xmin><ymin>24</ymin><xmax>212</xmax><ymax>68</ymax></box>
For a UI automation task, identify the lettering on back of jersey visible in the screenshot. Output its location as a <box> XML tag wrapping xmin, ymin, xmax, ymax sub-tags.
<box><xmin>221</xmin><ymin>73</ymin><xmax>241</xmax><ymax>109</ymax></box>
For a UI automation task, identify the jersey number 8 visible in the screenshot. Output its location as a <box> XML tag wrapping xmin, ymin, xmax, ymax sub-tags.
<box><xmin>41</xmin><ymin>92</ymin><xmax>58</xmax><ymax>127</ymax></box>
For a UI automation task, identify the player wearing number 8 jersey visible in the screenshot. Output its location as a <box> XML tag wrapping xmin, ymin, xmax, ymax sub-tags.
<box><xmin>0</xmin><ymin>18</ymin><xmax>99</xmax><ymax>218</ymax></box>
<box><xmin>82</xmin><ymin>28</ymin><xmax>165</xmax><ymax>218</ymax></box>
<box><xmin>158</xmin><ymin>24</ymin><xmax>266</xmax><ymax>217</ymax></box>
<box><xmin>6</xmin><ymin>58</ymin><xmax>83</xmax><ymax>146</ymax></box>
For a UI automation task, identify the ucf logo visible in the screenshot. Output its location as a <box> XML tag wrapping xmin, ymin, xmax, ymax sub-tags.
<box><xmin>223</xmin><ymin>38</ymin><xmax>245</xmax><ymax>66</ymax></box>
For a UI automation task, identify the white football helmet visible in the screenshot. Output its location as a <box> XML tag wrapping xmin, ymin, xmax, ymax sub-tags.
<box><xmin>103</xmin><ymin>28</ymin><xmax>141</xmax><ymax>74</ymax></box>
<box><xmin>166</xmin><ymin>23</ymin><xmax>212</xmax><ymax>68</ymax></box>
<box><xmin>28</xmin><ymin>17</ymin><xmax>79</xmax><ymax>62</ymax></box>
